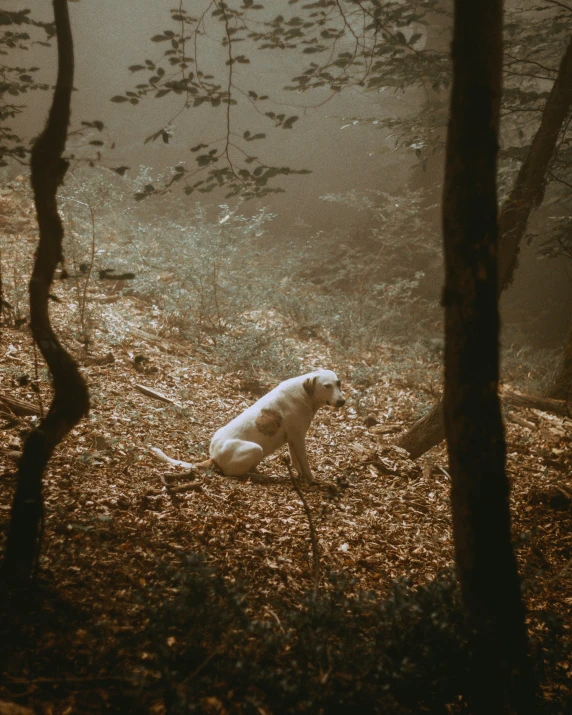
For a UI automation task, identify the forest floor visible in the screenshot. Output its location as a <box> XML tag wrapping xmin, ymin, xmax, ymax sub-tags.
<box><xmin>0</xmin><ymin>185</ymin><xmax>571</xmax><ymax>714</ymax></box>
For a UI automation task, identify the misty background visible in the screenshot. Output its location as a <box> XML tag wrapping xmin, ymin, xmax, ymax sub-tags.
<box><xmin>5</xmin><ymin>0</ymin><xmax>572</xmax><ymax>350</ymax></box>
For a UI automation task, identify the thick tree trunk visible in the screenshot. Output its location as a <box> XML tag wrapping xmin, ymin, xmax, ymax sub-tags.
<box><xmin>399</xmin><ymin>34</ymin><xmax>572</xmax><ymax>459</ymax></box>
<box><xmin>547</xmin><ymin>325</ymin><xmax>572</xmax><ymax>401</ymax></box>
<box><xmin>1</xmin><ymin>0</ymin><xmax>90</xmax><ymax>585</ymax></box>
<box><xmin>443</xmin><ymin>3</ymin><xmax>534</xmax><ymax>712</ymax></box>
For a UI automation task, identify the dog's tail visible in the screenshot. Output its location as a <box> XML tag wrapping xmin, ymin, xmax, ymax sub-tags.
<box><xmin>149</xmin><ymin>447</ymin><xmax>214</xmax><ymax>471</ymax></box>
<box><xmin>149</xmin><ymin>447</ymin><xmax>196</xmax><ymax>469</ymax></box>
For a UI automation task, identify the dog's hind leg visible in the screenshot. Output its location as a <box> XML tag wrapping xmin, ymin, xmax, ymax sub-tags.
<box><xmin>213</xmin><ymin>439</ymin><xmax>264</xmax><ymax>477</ymax></box>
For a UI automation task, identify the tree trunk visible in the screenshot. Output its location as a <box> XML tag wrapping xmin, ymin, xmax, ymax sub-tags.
<box><xmin>399</xmin><ymin>34</ymin><xmax>572</xmax><ymax>459</ymax></box>
<box><xmin>443</xmin><ymin>3</ymin><xmax>535</xmax><ymax>711</ymax></box>
<box><xmin>1</xmin><ymin>0</ymin><xmax>90</xmax><ymax>586</ymax></box>
<box><xmin>498</xmin><ymin>36</ymin><xmax>572</xmax><ymax>291</ymax></box>
<box><xmin>547</xmin><ymin>325</ymin><xmax>572</xmax><ymax>401</ymax></box>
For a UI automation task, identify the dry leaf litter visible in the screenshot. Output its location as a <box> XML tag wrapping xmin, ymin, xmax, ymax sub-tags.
<box><xmin>0</xmin><ymin>186</ymin><xmax>570</xmax><ymax>713</ymax></box>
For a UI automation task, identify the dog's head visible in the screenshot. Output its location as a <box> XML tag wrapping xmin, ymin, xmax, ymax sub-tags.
<box><xmin>303</xmin><ymin>370</ymin><xmax>346</xmax><ymax>408</ymax></box>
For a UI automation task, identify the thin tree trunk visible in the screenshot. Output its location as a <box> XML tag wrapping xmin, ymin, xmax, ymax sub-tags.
<box><xmin>547</xmin><ymin>324</ymin><xmax>572</xmax><ymax>401</ymax></box>
<box><xmin>498</xmin><ymin>36</ymin><xmax>572</xmax><ymax>291</ymax></box>
<box><xmin>443</xmin><ymin>2</ymin><xmax>534</xmax><ymax>711</ymax></box>
<box><xmin>399</xmin><ymin>34</ymin><xmax>572</xmax><ymax>459</ymax></box>
<box><xmin>1</xmin><ymin>0</ymin><xmax>90</xmax><ymax>585</ymax></box>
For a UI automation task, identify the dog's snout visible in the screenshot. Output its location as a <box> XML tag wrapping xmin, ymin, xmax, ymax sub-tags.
<box><xmin>336</xmin><ymin>398</ymin><xmax>346</xmax><ymax>407</ymax></box>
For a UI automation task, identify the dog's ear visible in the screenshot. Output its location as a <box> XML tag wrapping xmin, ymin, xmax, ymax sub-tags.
<box><xmin>303</xmin><ymin>375</ymin><xmax>317</xmax><ymax>396</ymax></box>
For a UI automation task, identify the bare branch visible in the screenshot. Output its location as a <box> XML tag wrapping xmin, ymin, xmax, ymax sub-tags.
<box><xmin>284</xmin><ymin>457</ymin><xmax>321</xmax><ymax>600</ymax></box>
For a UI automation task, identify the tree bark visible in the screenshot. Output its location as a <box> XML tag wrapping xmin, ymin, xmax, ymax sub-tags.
<box><xmin>443</xmin><ymin>3</ymin><xmax>534</xmax><ymax>711</ymax></box>
<box><xmin>399</xmin><ymin>34</ymin><xmax>572</xmax><ymax>459</ymax></box>
<box><xmin>1</xmin><ymin>0</ymin><xmax>90</xmax><ymax>585</ymax></box>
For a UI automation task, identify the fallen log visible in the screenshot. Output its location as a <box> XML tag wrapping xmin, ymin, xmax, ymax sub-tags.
<box><xmin>502</xmin><ymin>388</ymin><xmax>572</xmax><ymax>418</ymax></box>
<box><xmin>0</xmin><ymin>391</ymin><xmax>41</xmax><ymax>417</ymax></box>
<box><xmin>397</xmin><ymin>387</ymin><xmax>571</xmax><ymax>459</ymax></box>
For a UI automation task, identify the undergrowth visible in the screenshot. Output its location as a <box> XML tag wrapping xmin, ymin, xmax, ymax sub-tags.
<box><xmin>0</xmin><ymin>167</ymin><xmax>562</xmax><ymax>392</ymax></box>
<box><xmin>145</xmin><ymin>556</ymin><xmax>570</xmax><ymax>715</ymax></box>
<box><xmin>55</xmin><ymin>168</ymin><xmax>445</xmax><ymax>382</ymax></box>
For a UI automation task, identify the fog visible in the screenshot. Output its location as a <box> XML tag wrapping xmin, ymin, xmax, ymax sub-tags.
<box><xmin>11</xmin><ymin>0</ymin><xmax>423</xmax><ymax>232</ymax></box>
<box><xmin>4</xmin><ymin>0</ymin><xmax>572</xmax><ymax>344</ymax></box>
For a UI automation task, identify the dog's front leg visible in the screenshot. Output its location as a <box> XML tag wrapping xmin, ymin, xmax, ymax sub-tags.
<box><xmin>288</xmin><ymin>443</ymin><xmax>302</xmax><ymax>475</ymax></box>
<box><xmin>287</xmin><ymin>434</ymin><xmax>313</xmax><ymax>482</ymax></box>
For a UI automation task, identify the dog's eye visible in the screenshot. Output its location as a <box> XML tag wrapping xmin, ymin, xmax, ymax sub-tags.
<box><xmin>336</xmin><ymin>380</ymin><xmax>341</xmax><ymax>388</ymax></box>
<box><xmin>324</xmin><ymin>383</ymin><xmax>332</xmax><ymax>389</ymax></box>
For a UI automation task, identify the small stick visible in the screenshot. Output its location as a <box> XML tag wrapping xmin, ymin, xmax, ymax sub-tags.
<box><xmin>438</xmin><ymin>465</ymin><xmax>451</xmax><ymax>481</ymax></box>
<box><xmin>283</xmin><ymin>457</ymin><xmax>321</xmax><ymax>599</ymax></box>
<box><xmin>136</xmin><ymin>383</ymin><xmax>183</xmax><ymax>408</ymax></box>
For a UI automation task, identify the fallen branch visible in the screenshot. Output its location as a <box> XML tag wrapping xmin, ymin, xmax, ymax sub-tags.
<box><xmin>159</xmin><ymin>473</ymin><xmax>202</xmax><ymax>494</ymax></box>
<box><xmin>0</xmin><ymin>391</ymin><xmax>41</xmax><ymax>417</ymax></box>
<box><xmin>502</xmin><ymin>388</ymin><xmax>572</xmax><ymax>418</ymax></box>
<box><xmin>370</xmin><ymin>423</ymin><xmax>402</xmax><ymax>435</ymax></box>
<box><xmin>507</xmin><ymin>412</ymin><xmax>536</xmax><ymax>431</ymax></box>
<box><xmin>284</xmin><ymin>457</ymin><xmax>320</xmax><ymax>599</ymax></box>
<box><xmin>136</xmin><ymin>383</ymin><xmax>183</xmax><ymax>408</ymax></box>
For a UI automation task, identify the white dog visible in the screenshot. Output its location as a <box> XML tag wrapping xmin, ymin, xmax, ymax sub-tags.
<box><xmin>150</xmin><ymin>369</ymin><xmax>345</xmax><ymax>481</ymax></box>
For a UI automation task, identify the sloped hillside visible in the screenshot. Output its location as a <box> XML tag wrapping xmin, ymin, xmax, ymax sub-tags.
<box><xmin>0</xmin><ymin>182</ymin><xmax>571</xmax><ymax>714</ymax></box>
